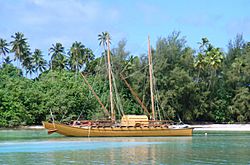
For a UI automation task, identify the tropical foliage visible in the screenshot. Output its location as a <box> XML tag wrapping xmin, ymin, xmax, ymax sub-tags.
<box><xmin>0</xmin><ymin>32</ymin><xmax>249</xmax><ymax>127</ymax></box>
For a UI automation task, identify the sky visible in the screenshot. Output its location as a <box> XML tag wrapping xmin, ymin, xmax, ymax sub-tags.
<box><xmin>1</xmin><ymin>0</ymin><xmax>250</xmax><ymax>58</ymax></box>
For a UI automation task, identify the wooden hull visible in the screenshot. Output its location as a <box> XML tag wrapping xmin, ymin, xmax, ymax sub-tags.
<box><xmin>43</xmin><ymin>122</ymin><xmax>193</xmax><ymax>137</ymax></box>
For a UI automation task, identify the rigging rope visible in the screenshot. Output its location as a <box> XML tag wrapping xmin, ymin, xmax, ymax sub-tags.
<box><xmin>122</xmin><ymin>64</ymin><xmax>149</xmax><ymax>79</ymax></box>
<box><xmin>110</xmin><ymin>55</ymin><xmax>125</xmax><ymax>118</ymax></box>
<box><xmin>112</xmin><ymin>71</ymin><xmax>125</xmax><ymax>117</ymax></box>
<box><xmin>91</xmin><ymin>52</ymin><xmax>109</xmax><ymax>116</ymax></box>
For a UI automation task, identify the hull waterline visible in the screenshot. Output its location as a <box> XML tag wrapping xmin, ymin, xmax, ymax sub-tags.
<box><xmin>43</xmin><ymin>122</ymin><xmax>193</xmax><ymax>137</ymax></box>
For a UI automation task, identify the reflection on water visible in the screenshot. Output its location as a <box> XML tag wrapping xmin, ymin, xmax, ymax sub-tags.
<box><xmin>0</xmin><ymin>130</ymin><xmax>250</xmax><ymax>164</ymax></box>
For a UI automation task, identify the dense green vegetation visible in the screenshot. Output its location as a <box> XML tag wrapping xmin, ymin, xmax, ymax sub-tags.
<box><xmin>0</xmin><ymin>32</ymin><xmax>249</xmax><ymax>127</ymax></box>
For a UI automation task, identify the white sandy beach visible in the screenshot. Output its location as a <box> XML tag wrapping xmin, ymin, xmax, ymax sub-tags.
<box><xmin>191</xmin><ymin>124</ymin><xmax>250</xmax><ymax>131</ymax></box>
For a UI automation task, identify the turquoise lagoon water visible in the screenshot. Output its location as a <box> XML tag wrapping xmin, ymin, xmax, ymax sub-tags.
<box><xmin>0</xmin><ymin>129</ymin><xmax>250</xmax><ymax>165</ymax></box>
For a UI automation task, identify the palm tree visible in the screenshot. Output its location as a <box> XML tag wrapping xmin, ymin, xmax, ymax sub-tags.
<box><xmin>69</xmin><ymin>41</ymin><xmax>85</xmax><ymax>73</ymax></box>
<box><xmin>49</xmin><ymin>43</ymin><xmax>65</xmax><ymax>71</ymax></box>
<box><xmin>98</xmin><ymin>32</ymin><xmax>111</xmax><ymax>59</ymax></box>
<box><xmin>207</xmin><ymin>48</ymin><xmax>224</xmax><ymax>70</ymax></box>
<box><xmin>69</xmin><ymin>41</ymin><xmax>94</xmax><ymax>75</ymax></box>
<box><xmin>10</xmin><ymin>32</ymin><xmax>29</xmax><ymax>65</ymax></box>
<box><xmin>56</xmin><ymin>54</ymin><xmax>68</xmax><ymax>70</ymax></box>
<box><xmin>194</xmin><ymin>52</ymin><xmax>206</xmax><ymax>80</ymax></box>
<box><xmin>0</xmin><ymin>38</ymin><xmax>10</xmax><ymax>65</ymax></box>
<box><xmin>3</xmin><ymin>56</ymin><xmax>12</xmax><ymax>64</ymax></box>
<box><xmin>83</xmin><ymin>48</ymin><xmax>94</xmax><ymax>64</ymax></box>
<box><xmin>22</xmin><ymin>55</ymin><xmax>34</xmax><ymax>77</ymax></box>
<box><xmin>195</xmin><ymin>38</ymin><xmax>224</xmax><ymax>90</ymax></box>
<box><xmin>32</xmin><ymin>49</ymin><xmax>47</xmax><ymax>76</ymax></box>
<box><xmin>98</xmin><ymin>31</ymin><xmax>111</xmax><ymax>72</ymax></box>
<box><xmin>98</xmin><ymin>31</ymin><xmax>111</xmax><ymax>50</ymax></box>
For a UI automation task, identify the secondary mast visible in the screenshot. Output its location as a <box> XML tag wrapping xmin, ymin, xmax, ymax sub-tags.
<box><xmin>148</xmin><ymin>35</ymin><xmax>155</xmax><ymax>120</ymax></box>
<box><xmin>107</xmin><ymin>34</ymin><xmax>115</xmax><ymax>122</ymax></box>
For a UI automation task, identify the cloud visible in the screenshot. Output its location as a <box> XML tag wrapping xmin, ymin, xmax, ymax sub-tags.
<box><xmin>0</xmin><ymin>0</ymin><xmax>122</xmax><ymax>55</ymax></box>
<box><xmin>1</xmin><ymin>0</ymin><xmax>120</xmax><ymax>32</ymax></box>
<box><xmin>22</xmin><ymin>0</ymin><xmax>103</xmax><ymax>25</ymax></box>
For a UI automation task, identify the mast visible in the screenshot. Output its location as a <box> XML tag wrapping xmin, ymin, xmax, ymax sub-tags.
<box><xmin>107</xmin><ymin>34</ymin><xmax>115</xmax><ymax>122</ymax></box>
<box><xmin>148</xmin><ymin>35</ymin><xmax>155</xmax><ymax>120</ymax></box>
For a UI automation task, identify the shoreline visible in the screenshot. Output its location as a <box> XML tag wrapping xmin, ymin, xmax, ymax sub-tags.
<box><xmin>191</xmin><ymin>124</ymin><xmax>250</xmax><ymax>131</ymax></box>
<box><xmin>1</xmin><ymin>124</ymin><xmax>250</xmax><ymax>131</ymax></box>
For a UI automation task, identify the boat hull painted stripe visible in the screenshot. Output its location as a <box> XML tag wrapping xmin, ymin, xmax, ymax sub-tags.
<box><xmin>43</xmin><ymin>122</ymin><xmax>193</xmax><ymax>137</ymax></box>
